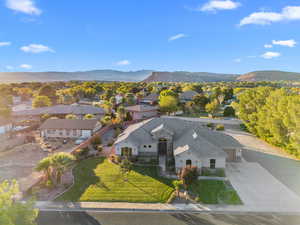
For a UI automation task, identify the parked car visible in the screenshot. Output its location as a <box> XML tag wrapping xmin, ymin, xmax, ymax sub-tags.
<box><xmin>75</xmin><ymin>137</ymin><xmax>88</xmax><ymax>145</ymax></box>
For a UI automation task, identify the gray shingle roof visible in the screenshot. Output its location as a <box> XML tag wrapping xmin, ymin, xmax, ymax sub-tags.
<box><xmin>40</xmin><ymin>119</ymin><xmax>99</xmax><ymax>130</ymax></box>
<box><xmin>179</xmin><ymin>91</ymin><xmax>198</xmax><ymax>100</ymax></box>
<box><xmin>115</xmin><ymin>117</ymin><xmax>242</xmax><ymax>156</ymax></box>
<box><xmin>125</xmin><ymin>104</ymin><xmax>157</xmax><ymax>112</ymax></box>
<box><xmin>141</xmin><ymin>93</ymin><xmax>159</xmax><ymax>101</ymax></box>
<box><xmin>13</xmin><ymin>104</ymin><xmax>105</xmax><ymax>117</ymax></box>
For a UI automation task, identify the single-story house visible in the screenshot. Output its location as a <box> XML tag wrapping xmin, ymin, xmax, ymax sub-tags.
<box><xmin>125</xmin><ymin>105</ymin><xmax>158</xmax><ymax>120</ymax></box>
<box><xmin>179</xmin><ymin>91</ymin><xmax>198</xmax><ymax>103</ymax></box>
<box><xmin>114</xmin><ymin>117</ymin><xmax>242</xmax><ymax>172</ymax></box>
<box><xmin>139</xmin><ymin>93</ymin><xmax>159</xmax><ymax>105</ymax></box>
<box><xmin>40</xmin><ymin>119</ymin><xmax>102</xmax><ymax>139</ymax></box>
<box><xmin>12</xmin><ymin>104</ymin><xmax>105</xmax><ymax>121</ymax></box>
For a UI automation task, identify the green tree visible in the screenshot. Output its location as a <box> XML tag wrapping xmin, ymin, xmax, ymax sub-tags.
<box><xmin>0</xmin><ymin>180</ymin><xmax>38</xmax><ymax>225</ymax></box>
<box><xmin>50</xmin><ymin>153</ymin><xmax>75</xmax><ymax>184</ymax></box>
<box><xmin>32</xmin><ymin>96</ymin><xmax>52</xmax><ymax>108</ymax></box>
<box><xmin>205</xmin><ymin>100</ymin><xmax>219</xmax><ymax>117</ymax></box>
<box><xmin>35</xmin><ymin>157</ymin><xmax>52</xmax><ymax>182</ymax></box>
<box><xmin>159</xmin><ymin>95</ymin><xmax>178</xmax><ymax>115</ymax></box>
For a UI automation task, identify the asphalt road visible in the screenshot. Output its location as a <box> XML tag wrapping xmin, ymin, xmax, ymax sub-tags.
<box><xmin>37</xmin><ymin>211</ymin><xmax>300</xmax><ymax>225</ymax></box>
<box><xmin>242</xmin><ymin>149</ymin><xmax>300</xmax><ymax>197</ymax></box>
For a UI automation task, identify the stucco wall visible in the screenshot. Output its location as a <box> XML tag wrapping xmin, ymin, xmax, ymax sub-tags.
<box><xmin>175</xmin><ymin>151</ymin><xmax>226</xmax><ymax>171</ymax></box>
<box><xmin>114</xmin><ymin>141</ymin><xmax>139</xmax><ymax>156</ymax></box>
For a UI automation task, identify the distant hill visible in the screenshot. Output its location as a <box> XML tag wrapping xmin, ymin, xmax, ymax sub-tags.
<box><xmin>143</xmin><ymin>71</ymin><xmax>238</xmax><ymax>83</ymax></box>
<box><xmin>1</xmin><ymin>69</ymin><xmax>300</xmax><ymax>83</ymax></box>
<box><xmin>236</xmin><ymin>71</ymin><xmax>300</xmax><ymax>82</ymax></box>
<box><xmin>0</xmin><ymin>70</ymin><xmax>153</xmax><ymax>83</ymax></box>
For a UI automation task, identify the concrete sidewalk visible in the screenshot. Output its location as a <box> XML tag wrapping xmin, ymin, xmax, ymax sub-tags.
<box><xmin>34</xmin><ymin>201</ymin><xmax>300</xmax><ymax>214</ymax></box>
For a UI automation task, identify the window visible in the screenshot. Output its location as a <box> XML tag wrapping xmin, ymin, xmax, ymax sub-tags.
<box><xmin>144</xmin><ymin>145</ymin><xmax>147</xmax><ymax>148</ymax></box>
<box><xmin>59</xmin><ymin>129</ymin><xmax>63</xmax><ymax>135</ymax></box>
<box><xmin>121</xmin><ymin>147</ymin><xmax>132</xmax><ymax>157</ymax></box>
<box><xmin>66</xmin><ymin>130</ymin><xmax>70</xmax><ymax>136</ymax></box>
<box><xmin>186</xmin><ymin>159</ymin><xmax>192</xmax><ymax>166</ymax></box>
<box><xmin>73</xmin><ymin>129</ymin><xmax>77</xmax><ymax>136</ymax></box>
<box><xmin>210</xmin><ymin>159</ymin><xmax>216</xmax><ymax>169</ymax></box>
<box><xmin>148</xmin><ymin>145</ymin><xmax>151</xmax><ymax>148</ymax></box>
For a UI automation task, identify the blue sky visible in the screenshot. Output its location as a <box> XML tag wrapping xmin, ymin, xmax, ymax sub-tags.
<box><xmin>1</xmin><ymin>0</ymin><xmax>300</xmax><ymax>74</ymax></box>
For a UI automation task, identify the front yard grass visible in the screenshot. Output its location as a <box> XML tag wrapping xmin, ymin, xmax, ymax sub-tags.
<box><xmin>56</xmin><ymin>157</ymin><xmax>175</xmax><ymax>203</ymax></box>
<box><xmin>189</xmin><ymin>180</ymin><xmax>242</xmax><ymax>205</ymax></box>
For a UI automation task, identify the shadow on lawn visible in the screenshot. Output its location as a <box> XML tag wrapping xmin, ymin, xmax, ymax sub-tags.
<box><xmin>132</xmin><ymin>165</ymin><xmax>174</xmax><ymax>186</ymax></box>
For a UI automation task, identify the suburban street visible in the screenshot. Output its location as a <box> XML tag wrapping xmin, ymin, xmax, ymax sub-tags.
<box><xmin>36</xmin><ymin>211</ymin><xmax>300</xmax><ymax>225</ymax></box>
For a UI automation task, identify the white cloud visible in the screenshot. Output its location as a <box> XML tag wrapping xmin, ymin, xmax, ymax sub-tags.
<box><xmin>0</xmin><ymin>42</ymin><xmax>11</xmax><ymax>47</ymax></box>
<box><xmin>272</xmin><ymin>39</ymin><xmax>297</xmax><ymax>47</ymax></box>
<box><xmin>20</xmin><ymin>64</ymin><xmax>32</xmax><ymax>69</ymax></box>
<box><xmin>20</xmin><ymin>44</ymin><xmax>54</xmax><ymax>53</ymax></box>
<box><xmin>116</xmin><ymin>60</ymin><xmax>130</xmax><ymax>66</ymax></box>
<box><xmin>5</xmin><ymin>65</ymin><xmax>14</xmax><ymax>70</ymax></box>
<box><xmin>234</xmin><ymin>58</ymin><xmax>241</xmax><ymax>63</ymax></box>
<box><xmin>264</xmin><ymin>44</ymin><xmax>273</xmax><ymax>48</ymax></box>
<box><xmin>240</xmin><ymin>6</ymin><xmax>300</xmax><ymax>26</ymax></box>
<box><xmin>201</xmin><ymin>0</ymin><xmax>241</xmax><ymax>12</ymax></box>
<box><xmin>6</xmin><ymin>0</ymin><xmax>42</xmax><ymax>15</ymax></box>
<box><xmin>168</xmin><ymin>33</ymin><xmax>187</xmax><ymax>41</ymax></box>
<box><xmin>261</xmin><ymin>51</ymin><xmax>281</xmax><ymax>59</ymax></box>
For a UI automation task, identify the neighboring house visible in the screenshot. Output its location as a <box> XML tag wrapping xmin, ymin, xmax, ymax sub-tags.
<box><xmin>179</xmin><ymin>91</ymin><xmax>198</xmax><ymax>103</ymax></box>
<box><xmin>40</xmin><ymin>119</ymin><xmax>102</xmax><ymax>139</ymax></box>
<box><xmin>0</xmin><ymin>117</ymin><xmax>13</xmax><ymax>135</ymax></box>
<box><xmin>12</xmin><ymin>104</ymin><xmax>105</xmax><ymax>121</ymax></box>
<box><xmin>125</xmin><ymin>105</ymin><xmax>158</xmax><ymax>120</ymax></box>
<box><xmin>12</xmin><ymin>100</ymin><xmax>32</xmax><ymax>112</ymax></box>
<box><xmin>139</xmin><ymin>93</ymin><xmax>159</xmax><ymax>105</ymax></box>
<box><xmin>114</xmin><ymin>117</ymin><xmax>242</xmax><ymax>172</ymax></box>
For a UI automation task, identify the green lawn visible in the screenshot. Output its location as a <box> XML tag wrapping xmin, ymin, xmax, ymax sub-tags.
<box><xmin>189</xmin><ymin>180</ymin><xmax>242</xmax><ymax>205</ymax></box>
<box><xmin>57</xmin><ymin>158</ymin><xmax>175</xmax><ymax>203</ymax></box>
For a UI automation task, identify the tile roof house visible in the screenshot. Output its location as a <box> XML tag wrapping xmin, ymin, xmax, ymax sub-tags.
<box><xmin>13</xmin><ymin>104</ymin><xmax>105</xmax><ymax>121</ymax></box>
<box><xmin>40</xmin><ymin>119</ymin><xmax>102</xmax><ymax>139</ymax></box>
<box><xmin>114</xmin><ymin>117</ymin><xmax>242</xmax><ymax>172</ymax></box>
<box><xmin>179</xmin><ymin>91</ymin><xmax>198</xmax><ymax>103</ymax></box>
<box><xmin>125</xmin><ymin>104</ymin><xmax>158</xmax><ymax>120</ymax></box>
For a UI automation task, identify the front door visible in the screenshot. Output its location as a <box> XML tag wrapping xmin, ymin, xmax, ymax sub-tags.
<box><xmin>158</xmin><ymin>138</ymin><xmax>167</xmax><ymax>155</ymax></box>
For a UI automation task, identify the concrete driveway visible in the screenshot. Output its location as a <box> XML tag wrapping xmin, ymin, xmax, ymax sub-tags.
<box><xmin>226</xmin><ymin>162</ymin><xmax>300</xmax><ymax>212</ymax></box>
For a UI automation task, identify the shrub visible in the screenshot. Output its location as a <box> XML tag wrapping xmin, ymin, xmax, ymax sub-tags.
<box><xmin>223</xmin><ymin>106</ymin><xmax>235</xmax><ymax>117</ymax></box>
<box><xmin>216</xmin><ymin>124</ymin><xmax>225</xmax><ymax>131</ymax></box>
<box><xmin>207</xmin><ymin>123</ymin><xmax>214</xmax><ymax>129</ymax></box>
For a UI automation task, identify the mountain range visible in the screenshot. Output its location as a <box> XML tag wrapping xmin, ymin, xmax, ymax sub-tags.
<box><xmin>0</xmin><ymin>70</ymin><xmax>299</xmax><ymax>83</ymax></box>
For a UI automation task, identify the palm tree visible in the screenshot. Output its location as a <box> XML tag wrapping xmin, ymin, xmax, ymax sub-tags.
<box><xmin>35</xmin><ymin>157</ymin><xmax>52</xmax><ymax>182</ymax></box>
<box><xmin>50</xmin><ymin>153</ymin><xmax>75</xmax><ymax>185</ymax></box>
